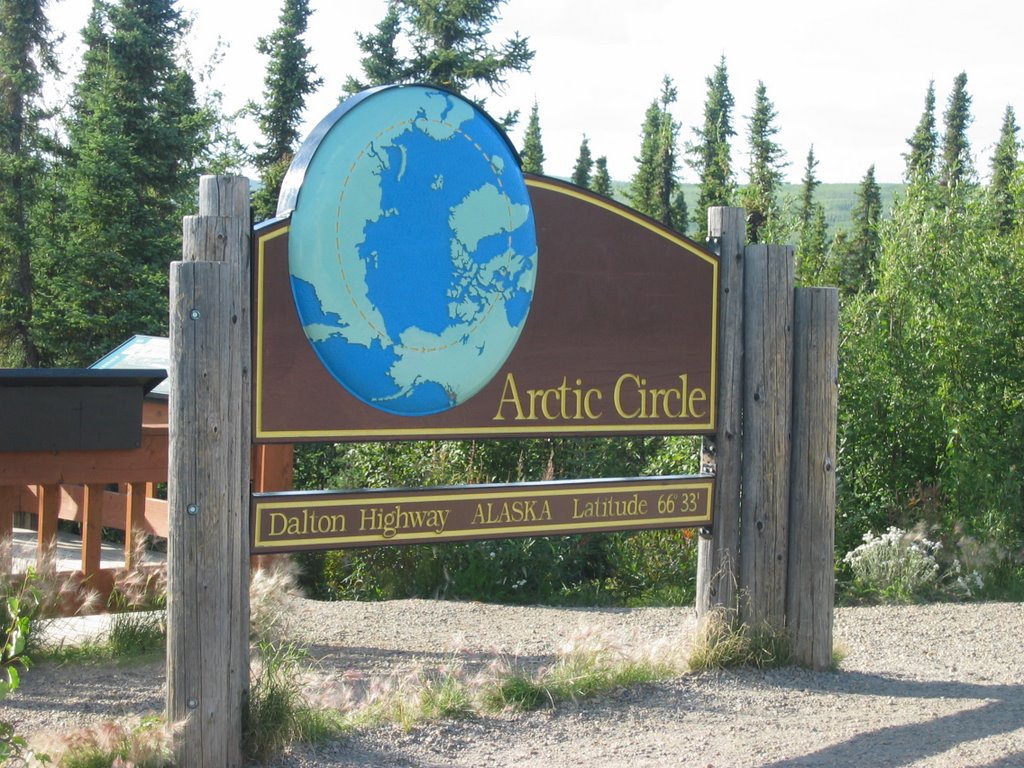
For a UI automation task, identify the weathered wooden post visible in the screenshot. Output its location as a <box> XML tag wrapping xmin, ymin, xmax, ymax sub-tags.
<box><xmin>739</xmin><ymin>244</ymin><xmax>794</xmax><ymax>628</ymax></box>
<box><xmin>167</xmin><ymin>175</ymin><xmax>251</xmax><ymax>766</ymax></box>
<box><xmin>787</xmin><ymin>287</ymin><xmax>839</xmax><ymax>669</ymax></box>
<box><xmin>697</xmin><ymin>207</ymin><xmax>745</xmax><ymax>619</ymax></box>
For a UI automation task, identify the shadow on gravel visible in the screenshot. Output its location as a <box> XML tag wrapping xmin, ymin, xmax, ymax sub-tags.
<box><xmin>759</xmin><ymin>672</ymin><xmax>1023</xmax><ymax>768</ymax></box>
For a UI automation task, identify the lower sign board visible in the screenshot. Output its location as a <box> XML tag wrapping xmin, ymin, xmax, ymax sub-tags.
<box><xmin>251</xmin><ymin>475</ymin><xmax>712</xmax><ymax>553</ymax></box>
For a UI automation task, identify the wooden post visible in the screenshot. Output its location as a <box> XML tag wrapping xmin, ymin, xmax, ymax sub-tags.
<box><xmin>696</xmin><ymin>207</ymin><xmax>745</xmax><ymax>619</ymax></box>
<box><xmin>0</xmin><ymin>486</ymin><xmax>14</xmax><ymax>573</ymax></box>
<box><xmin>167</xmin><ymin>175</ymin><xmax>250</xmax><ymax>767</ymax></box>
<box><xmin>81</xmin><ymin>483</ymin><xmax>103</xmax><ymax>578</ymax></box>
<box><xmin>787</xmin><ymin>287</ymin><xmax>839</xmax><ymax>669</ymax></box>
<box><xmin>37</xmin><ymin>484</ymin><xmax>60</xmax><ymax>563</ymax></box>
<box><xmin>125</xmin><ymin>482</ymin><xmax>147</xmax><ymax>568</ymax></box>
<box><xmin>739</xmin><ymin>244</ymin><xmax>794</xmax><ymax>628</ymax></box>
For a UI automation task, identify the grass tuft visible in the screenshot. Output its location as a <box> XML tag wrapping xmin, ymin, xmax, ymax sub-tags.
<box><xmin>243</xmin><ymin>640</ymin><xmax>346</xmax><ymax>763</ymax></box>
<box><xmin>687</xmin><ymin>610</ymin><xmax>792</xmax><ymax>671</ymax></box>
<box><xmin>56</xmin><ymin>715</ymin><xmax>177</xmax><ymax>768</ymax></box>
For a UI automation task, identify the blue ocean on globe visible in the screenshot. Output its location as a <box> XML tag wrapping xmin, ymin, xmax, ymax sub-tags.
<box><xmin>288</xmin><ymin>86</ymin><xmax>537</xmax><ymax>416</ymax></box>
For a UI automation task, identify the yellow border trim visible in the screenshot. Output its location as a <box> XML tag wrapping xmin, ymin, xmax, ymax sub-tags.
<box><xmin>252</xmin><ymin>479</ymin><xmax>713</xmax><ymax>549</ymax></box>
<box><xmin>253</xmin><ymin>181</ymin><xmax>720</xmax><ymax>440</ymax></box>
<box><xmin>254</xmin><ymin>224</ymin><xmax>289</xmax><ymax>438</ymax></box>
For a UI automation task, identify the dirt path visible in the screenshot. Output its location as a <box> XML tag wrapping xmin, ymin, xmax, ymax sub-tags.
<box><xmin>8</xmin><ymin>600</ymin><xmax>1023</xmax><ymax>767</ymax></box>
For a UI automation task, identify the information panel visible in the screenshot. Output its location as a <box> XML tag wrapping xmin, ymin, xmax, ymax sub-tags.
<box><xmin>251</xmin><ymin>476</ymin><xmax>712</xmax><ymax>553</ymax></box>
<box><xmin>253</xmin><ymin>85</ymin><xmax>718</xmax><ymax>443</ymax></box>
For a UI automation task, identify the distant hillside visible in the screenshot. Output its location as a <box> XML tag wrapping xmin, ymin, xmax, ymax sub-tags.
<box><xmin>606</xmin><ymin>181</ymin><xmax>905</xmax><ymax>237</ymax></box>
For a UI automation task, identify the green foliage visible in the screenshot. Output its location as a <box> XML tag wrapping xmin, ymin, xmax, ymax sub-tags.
<box><xmin>570</xmin><ymin>134</ymin><xmax>592</xmax><ymax>188</ymax></box>
<box><xmin>251</xmin><ymin>0</ymin><xmax>322</xmax><ymax>221</ymax></box>
<box><xmin>836</xmin><ymin>164</ymin><xmax>882</xmax><ymax>294</ymax></box>
<box><xmin>244</xmin><ymin>641</ymin><xmax>344</xmax><ymax>763</ymax></box>
<box><xmin>1</xmin><ymin>593</ymin><xmax>34</xmax><ymax>762</ymax></box>
<box><xmin>835</xmin><ymin>151</ymin><xmax>1024</xmax><ymax>586</ymax></box>
<box><xmin>33</xmin><ymin>0</ymin><xmax>207</xmax><ymax>366</ymax></box>
<box><xmin>520</xmin><ymin>100</ymin><xmax>544</xmax><ymax>174</ymax></box>
<box><xmin>591</xmin><ymin>156</ymin><xmax>612</xmax><ymax>197</ymax></box>
<box><xmin>989</xmin><ymin>105</ymin><xmax>1019</xmax><ymax>234</ymax></box>
<box><xmin>481</xmin><ymin>627</ymin><xmax>678</xmax><ymax>712</ymax></box>
<box><xmin>940</xmin><ymin>71</ymin><xmax>974</xmax><ymax>187</ymax></box>
<box><xmin>345</xmin><ymin>0</ymin><xmax>533</xmax><ymax>116</ymax></box>
<box><xmin>795</xmin><ymin>149</ymin><xmax>830</xmax><ymax>286</ymax></box>
<box><xmin>904</xmin><ymin>81</ymin><xmax>937</xmax><ymax>183</ymax></box>
<box><xmin>293</xmin><ymin>435</ymin><xmax>701</xmax><ymax>606</ymax></box>
<box><xmin>740</xmin><ymin>81</ymin><xmax>787</xmax><ymax>244</ymax></box>
<box><xmin>0</xmin><ymin>0</ymin><xmax>58</xmax><ymax>367</ymax></box>
<box><xmin>629</xmin><ymin>76</ymin><xmax>684</xmax><ymax>231</ymax></box>
<box><xmin>687</xmin><ymin>55</ymin><xmax>736</xmax><ymax>234</ymax></box>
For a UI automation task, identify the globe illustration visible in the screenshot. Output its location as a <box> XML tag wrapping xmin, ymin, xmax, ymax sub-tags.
<box><xmin>286</xmin><ymin>85</ymin><xmax>538</xmax><ymax>416</ymax></box>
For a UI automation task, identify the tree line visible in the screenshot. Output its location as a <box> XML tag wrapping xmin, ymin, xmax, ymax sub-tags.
<box><xmin>2</xmin><ymin>0</ymin><xmax>1021</xmax><ymax>599</ymax></box>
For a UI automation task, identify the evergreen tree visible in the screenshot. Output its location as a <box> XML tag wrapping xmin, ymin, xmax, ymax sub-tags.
<box><xmin>629</xmin><ymin>76</ymin><xmax>683</xmax><ymax>230</ymax></box>
<box><xmin>0</xmin><ymin>0</ymin><xmax>57</xmax><ymax>366</ymax></box>
<box><xmin>33</xmin><ymin>0</ymin><xmax>205</xmax><ymax>365</ymax></box>
<box><xmin>251</xmin><ymin>0</ymin><xmax>322</xmax><ymax>221</ymax></box>
<box><xmin>798</xmin><ymin>145</ymin><xmax>820</xmax><ymax>229</ymax></box>
<box><xmin>904</xmin><ymin>81</ymin><xmax>937</xmax><ymax>183</ymax></box>
<box><xmin>687</xmin><ymin>55</ymin><xmax>735</xmax><ymax>233</ymax></box>
<box><xmin>343</xmin><ymin>3</ymin><xmax>405</xmax><ymax>93</ymax></box>
<box><xmin>591</xmin><ymin>155</ymin><xmax>612</xmax><ymax>197</ymax></box>
<box><xmin>740</xmin><ymin>81</ymin><xmax>787</xmax><ymax>243</ymax></box>
<box><xmin>940</xmin><ymin>71</ymin><xmax>973</xmax><ymax>187</ymax></box>
<box><xmin>839</xmin><ymin>165</ymin><xmax>882</xmax><ymax>293</ymax></box>
<box><xmin>989</xmin><ymin>105</ymin><xmax>1019</xmax><ymax>234</ymax></box>
<box><xmin>345</xmin><ymin>0</ymin><xmax>533</xmax><ymax>106</ymax></box>
<box><xmin>670</xmin><ymin>187</ymin><xmax>688</xmax><ymax>235</ymax></box>
<box><xmin>520</xmin><ymin>100</ymin><xmax>544</xmax><ymax>174</ymax></box>
<box><xmin>628</xmin><ymin>98</ymin><xmax>662</xmax><ymax>214</ymax></box>
<box><xmin>571</xmin><ymin>135</ymin><xmax>593</xmax><ymax>188</ymax></box>
<box><xmin>796</xmin><ymin>146</ymin><xmax>828</xmax><ymax>285</ymax></box>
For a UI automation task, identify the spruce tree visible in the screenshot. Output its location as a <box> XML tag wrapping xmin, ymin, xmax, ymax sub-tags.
<box><xmin>740</xmin><ymin>81</ymin><xmax>787</xmax><ymax>243</ymax></box>
<box><xmin>629</xmin><ymin>76</ymin><xmax>682</xmax><ymax>229</ymax></box>
<box><xmin>571</xmin><ymin>135</ymin><xmax>593</xmax><ymax>188</ymax></box>
<box><xmin>0</xmin><ymin>0</ymin><xmax>57</xmax><ymax>366</ymax></box>
<box><xmin>840</xmin><ymin>165</ymin><xmax>882</xmax><ymax>293</ymax></box>
<box><xmin>345</xmin><ymin>0</ymin><xmax>532</xmax><ymax>101</ymax></box>
<box><xmin>628</xmin><ymin>98</ymin><xmax>662</xmax><ymax>214</ymax></box>
<box><xmin>904</xmin><ymin>81</ymin><xmax>937</xmax><ymax>183</ymax></box>
<box><xmin>591</xmin><ymin>156</ymin><xmax>612</xmax><ymax>197</ymax></box>
<box><xmin>989</xmin><ymin>105</ymin><xmax>1019</xmax><ymax>234</ymax></box>
<box><xmin>687</xmin><ymin>55</ymin><xmax>735</xmax><ymax>232</ymax></box>
<box><xmin>796</xmin><ymin>146</ymin><xmax>828</xmax><ymax>285</ymax></box>
<box><xmin>940</xmin><ymin>71</ymin><xmax>973</xmax><ymax>187</ymax></box>
<box><xmin>343</xmin><ymin>3</ymin><xmax>405</xmax><ymax>93</ymax></box>
<box><xmin>34</xmin><ymin>0</ymin><xmax>205</xmax><ymax>365</ymax></box>
<box><xmin>251</xmin><ymin>0</ymin><xmax>322</xmax><ymax>221</ymax></box>
<box><xmin>520</xmin><ymin>100</ymin><xmax>544</xmax><ymax>174</ymax></box>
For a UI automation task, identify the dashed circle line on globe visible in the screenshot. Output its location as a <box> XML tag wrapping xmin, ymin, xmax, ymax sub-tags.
<box><xmin>333</xmin><ymin>117</ymin><xmax>520</xmax><ymax>355</ymax></box>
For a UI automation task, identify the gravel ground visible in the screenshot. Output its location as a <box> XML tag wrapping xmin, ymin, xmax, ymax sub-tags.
<box><xmin>6</xmin><ymin>600</ymin><xmax>1023</xmax><ymax>767</ymax></box>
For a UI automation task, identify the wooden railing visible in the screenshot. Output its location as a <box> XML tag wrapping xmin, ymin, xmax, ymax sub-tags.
<box><xmin>0</xmin><ymin>399</ymin><xmax>292</xmax><ymax>610</ymax></box>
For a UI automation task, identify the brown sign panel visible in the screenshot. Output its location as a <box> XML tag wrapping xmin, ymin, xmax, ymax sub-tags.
<box><xmin>251</xmin><ymin>475</ymin><xmax>712</xmax><ymax>553</ymax></box>
<box><xmin>254</xmin><ymin>176</ymin><xmax>718</xmax><ymax>442</ymax></box>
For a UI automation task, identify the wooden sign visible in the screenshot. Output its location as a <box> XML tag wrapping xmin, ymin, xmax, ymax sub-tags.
<box><xmin>251</xmin><ymin>475</ymin><xmax>712</xmax><ymax>553</ymax></box>
<box><xmin>253</xmin><ymin>86</ymin><xmax>717</xmax><ymax>442</ymax></box>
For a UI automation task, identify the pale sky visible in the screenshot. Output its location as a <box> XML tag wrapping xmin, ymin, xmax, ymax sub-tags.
<box><xmin>48</xmin><ymin>0</ymin><xmax>1022</xmax><ymax>184</ymax></box>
